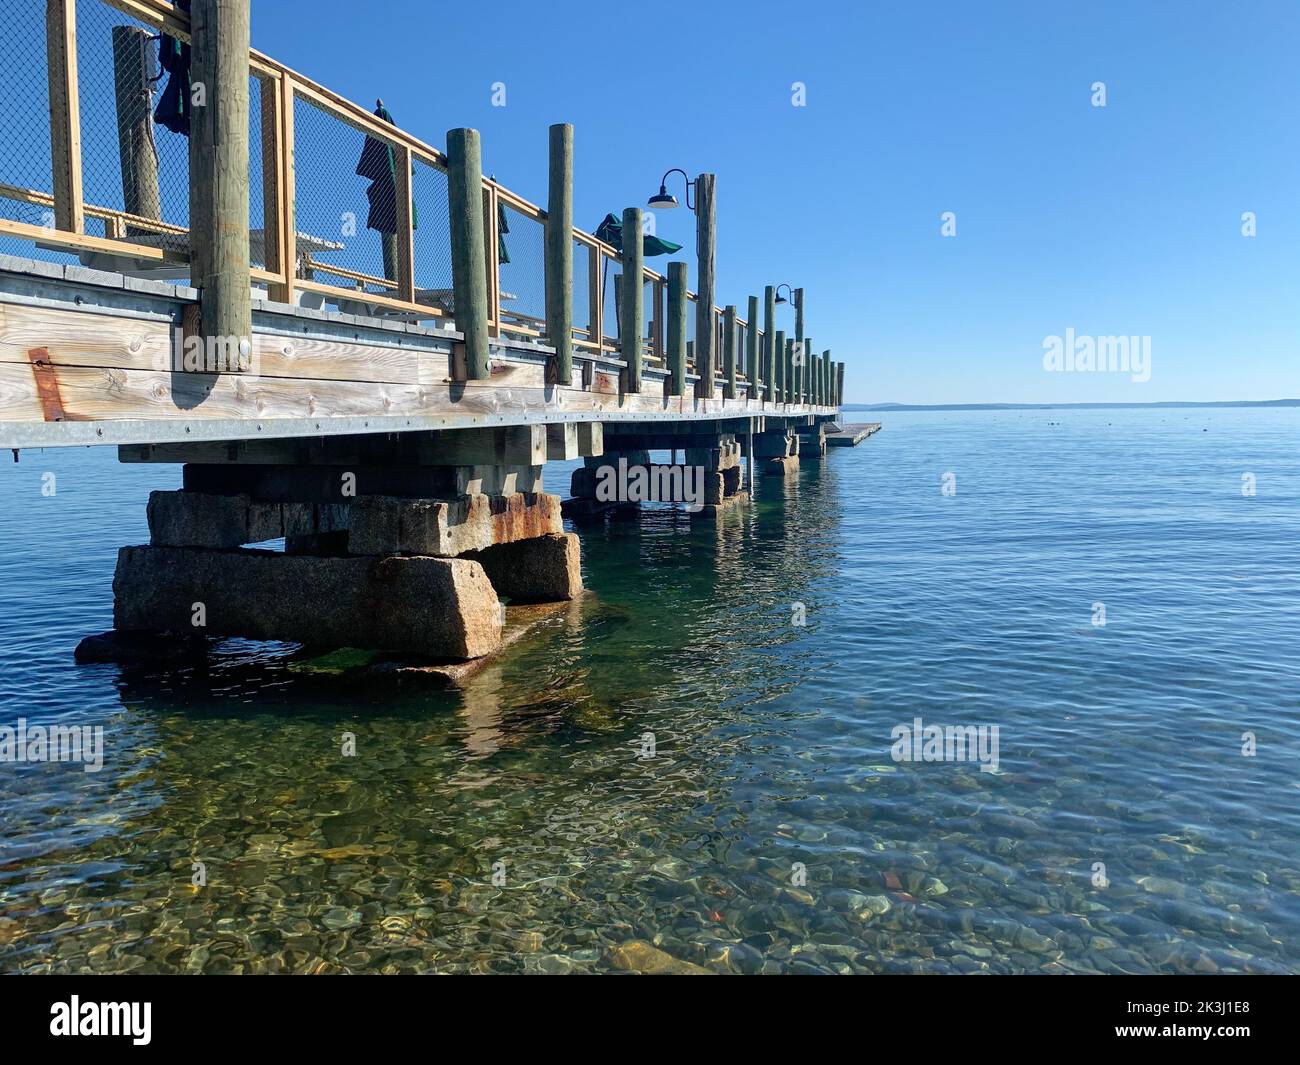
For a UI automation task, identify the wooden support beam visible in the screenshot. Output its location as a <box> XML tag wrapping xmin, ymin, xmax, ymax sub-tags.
<box><xmin>575</xmin><ymin>421</ymin><xmax>603</xmax><ymax>458</ymax></box>
<box><xmin>111</xmin><ymin>25</ymin><xmax>162</xmax><ymax>232</ymax></box>
<box><xmin>619</xmin><ymin>206</ymin><xmax>643</xmax><ymax>394</ymax></box>
<box><xmin>723</xmin><ymin>304</ymin><xmax>737</xmax><ymax>400</ymax></box>
<box><xmin>667</xmin><ymin>260</ymin><xmax>687</xmax><ymax>397</ymax></box>
<box><xmin>763</xmin><ymin>286</ymin><xmax>776</xmax><ymax>403</ymax></box>
<box><xmin>545</xmin><ymin>123</ymin><xmax>574</xmax><ymax>385</ymax></box>
<box><xmin>447</xmin><ymin>128</ymin><xmax>491</xmax><ymax>379</ymax></box>
<box><xmin>545</xmin><ymin>422</ymin><xmax>579</xmax><ymax>461</ymax></box>
<box><xmin>45</xmin><ymin>0</ymin><xmax>84</xmax><ymax>234</ymax></box>
<box><xmin>189</xmin><ymin>0</ymin><xmax>252</xmax><ymax>362</ymax></box>
<box><xmin>694</xmin><ymin>173</ymin><xmax>717</xmax><ymax>398</ymax></box>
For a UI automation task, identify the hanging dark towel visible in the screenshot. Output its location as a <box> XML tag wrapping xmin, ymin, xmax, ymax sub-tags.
<box><xmin>356</xmin><ymin>103</ymin><xmax>417</xmax><ymax>235</ymax></box>
<box><xmin>491</xmin><ymin>175</ymin><xmax>510</xmax><ymax>264</ymax></box>
<box><xmin>154</xmin><ymin>0</ymin><xmax>192</xmax><ymax>135</ymax></box>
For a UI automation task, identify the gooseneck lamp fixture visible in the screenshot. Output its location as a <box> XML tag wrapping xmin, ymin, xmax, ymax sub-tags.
<box><xmin>775</xmin><ymin>284</ymin><xmax>801</xmax><ymax>309</ymax></box>
<box><xmin>648</xmin><ymin>168</ymin><xmax>696</xmax><ymax>212</ymax></box>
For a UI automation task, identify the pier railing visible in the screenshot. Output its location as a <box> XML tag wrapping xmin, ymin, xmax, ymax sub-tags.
<box><xmin>0</xmin><ymin>0</ymin><xmax>842</xmax><ymax>405</ymax></box>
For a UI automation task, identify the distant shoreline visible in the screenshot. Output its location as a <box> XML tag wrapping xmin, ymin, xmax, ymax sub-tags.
<box><xmin>844</xmin><ymin>400</ymin><xmax>1299</xmax><ymax>412</ymax></box>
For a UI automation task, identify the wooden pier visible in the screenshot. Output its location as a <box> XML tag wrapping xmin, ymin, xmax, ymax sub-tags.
<box><xmin>0</xmin><ymin>0</ymin><xmax>875</xmax><ymax>670</ymax></box>
<box><xmin>825</xmin><ymin>423</ymin><xmax>883</xmax><ymax>447</ymax></box>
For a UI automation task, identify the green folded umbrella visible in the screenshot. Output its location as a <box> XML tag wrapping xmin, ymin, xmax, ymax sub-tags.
<box><xmin>594</xmin><ymin>213</ymin><xmax>682</xmax><ymax>257</ymax></box>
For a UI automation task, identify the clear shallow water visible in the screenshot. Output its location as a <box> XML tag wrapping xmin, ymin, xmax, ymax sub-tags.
<box><xmin>0</xmin><ymin>408</ymin><xmax>1297</xmax><ymax>974</ymax></box>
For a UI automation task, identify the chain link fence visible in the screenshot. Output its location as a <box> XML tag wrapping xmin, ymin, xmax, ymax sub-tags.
<box><xmin>0</xmin><ymin>0</ymin><xmax>63</xmax><ymax>259</ymax></box>
<box><xmin>497</xmin><ymin>200</ymin><xmax>544</xmax><ymax>337</ymax></box>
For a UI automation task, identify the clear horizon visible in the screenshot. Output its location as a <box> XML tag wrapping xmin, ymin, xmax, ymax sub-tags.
<box><xmin>248</xmin><ymin>0</ymin><xmax>1300</xmax><ymax>407</ymax></box>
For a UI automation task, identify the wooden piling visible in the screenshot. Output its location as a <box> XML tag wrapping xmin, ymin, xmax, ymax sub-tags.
<box><xmin>723</xmin><ymin>305</ymin><xmax>737</xmax><ymax>399</ymax></box>
<box><xmin>111</xmin><ymin>25</ymin><xmax>162</xmax><ymax>234</ymax></box>
<box><xmin>45</xmin><ymin>0</ymin><xmax>83</xmax><ymax>234</ymax></box>
<box><xmin>667</xmin><ymin>260</ymin><xmax>687</xmax><ymax>397</ymax></box>
<box><xmin>774</xmin><ymin>329</ymin><xmax>785</xmax><ymax>404</ymax></box>
<box><xmin>695</xmin><ymin>173</ymin><xmax>717</xmax><ymax>398</ymax></box>
<box><xmin>763</xmin><ymin>285</ymin><xmax>776</xmax><ymax>403</ymax></box>
<box><xmin>784</xmin><ymin>337</ymin><xmax>795</xmax><ymax>404</ymax></box>
<box><xmin>746</xmin><ymin>295</ymin><xmax>759</xmax><ymax>398</ymax></box>
<box><xmin>801</xmin><ymin>335</ymin><xmax>812</xmax><ymax>405</ymax></box>
<box><xmin>794</xmin><ymin>287</ymin><xmax>805</xmax><ymax>403</ymax></box>
<box><xmin>188</xmin><ymin>0</ymin><xmax>252</xmax><ymax>357</ymax></box>
<box><xmin>836</xmin><ymin>361</ymin><xmax>845</xmax><ymax>407</ymax></box>
<box><xmin>620</xmin><ymin>207</ymin><xmax>643</xmax><ymax>393</ymax></box>
<box><xmin>545</xmin><ymin>123</ymin><xmax>574</xmax><ymax>385</ymax></box>
<box><xmin>447</xmin><ymin>128</ymin><xmax>491</xmax><ymax>380</ymax></box>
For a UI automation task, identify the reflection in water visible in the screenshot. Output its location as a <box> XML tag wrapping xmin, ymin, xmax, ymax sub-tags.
<box><xmin>1</xmin><ymin>410</ymin><xmax>1299</xmax><ymax>973</ymax></box>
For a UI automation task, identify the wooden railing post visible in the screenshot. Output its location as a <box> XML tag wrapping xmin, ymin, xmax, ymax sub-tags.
<box><xmin>447</xmin><ymin>127</ymin><xmax>491</xmax><ymax>379</ymax></box>
<box><xmin>273</xmin><ymin>72</ymin><xmax>296</xmax><ymax>305</ymax></box>
<box><xmin>667</xmin><ymin>260</ymin><xmax>687</xmax><ymax>397</ymax></box>
<box><xmin>619</xmin><ymin>207</ymin><xmax>643</xmax><ymax>393</ymax></box>
<box><xmin>723</xmin><ymin>305</ymin><xmax>737</xmax><ymax>400</ymax></box>
<box><xmin>746</xmin><ymin>295</ymin><xmax>759</xmax><ymax>399</ymax></box>
<box><xmin>694</xmin><ymin>173</ymin><xmax>717</xmax><ymax>398</ymax></box>
<box><xmin>393</xmin><ymin>144</ymin><xmax>415</xmax><ymax>303</ymax></box>
<box><xmin>588</xmin><ymin>247</ymin><xmax>602</xmax><ymax>356</ymax></box>
<box><xmin>763</xmin><ymin>286</ymin><xmax>776</xmax><ymax>403</ymax></box>
<box><xmin>45</xmin><ymin>0</ymin><xmax>84</xmax><ymax>234</ymax></box>
<box><xmin>484</xmin><ymin>183</ymin><xmax>501</xmax><ymax>338</ymax></box>
<box><xmin>189</xmin><ymin>0</ymin><xmax>252</xmax><ymax>362</ymax></box>
<box><xmin>545</xmin><ymin>123</ymin><xmax>573</xmax><ymax>385</ymax></box>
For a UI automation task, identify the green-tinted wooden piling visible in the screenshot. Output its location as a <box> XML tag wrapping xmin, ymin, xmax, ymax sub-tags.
<box><xmin>774</xmin><ymin>329</ymin><xmax>785</xmax><ymax>404</ymax></box>
<box><xmin>695</xmin><ymin>173</ymin><xmax>717</xmax><ymax>398</ymax></box>
<box><xmin>667</xmin><ymin>260</ymin><xmax>687</xmax><ymax>397</ymax></box>
<box><xmin>802</xmin><ymin>335</ymin><xmax>813</xmax><ymax>405</ymax></box>
<box><xmin>784</xmin><ymin>337</ymin><xmax>795</xmax><ymax>404</ymax></box>
<box><xmin>723</xmin><ymin>305</ymin><xmax>737</xmax><ymax>399</ymax></box>
<box><xmin>544</xmin><ymin>123</ymin><xmax>573</xmax><ymax>385</ymax></box>
<box><xmin>447</xmin><ymin>127</ymin><xmax>491</xmax><ymax>380</ymax></box>
<box><xmin>189</xmin><ymin>0</ymin><xmax>252</xmax><ymax>360</ymax></box>
<box><xmin>793</xmin><ymin>287</ymin><xmax>805</xmax><ymax>403</ymax></box>
<box><xmin>836</xmin><ymin>361</ymin><xmax>845</xmax><ymax>407</ymax></box>
<box><xmin>763</xmin><ymin>286</ymin><xmax>776</xmax><ymax>402</ymax></box>
<box><xmin>620</xmin><ymin>207</ymin><xmax>643</xmax><ymax>393</ymax></box>
<box><xmin>746</xmin><ymin>295</ymin><xmax>759</xmax><ymax>397</ymax></box>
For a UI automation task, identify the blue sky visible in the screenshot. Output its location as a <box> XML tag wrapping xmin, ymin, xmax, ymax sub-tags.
<box><xmin>263</xmin><ymin>2</ymin><xmax>1290</xmax><ymax>402</ymax></box>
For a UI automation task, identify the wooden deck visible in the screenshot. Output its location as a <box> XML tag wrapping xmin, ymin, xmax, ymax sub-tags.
<box><xmin>825</xmin><ymin>422</ymin><xmax>881</xmax><ymax>446</ymax></box>
<box><xmin>0</xmin><ymin>256</ymin><xmax>836</xmax><ymax>449</ymax></box>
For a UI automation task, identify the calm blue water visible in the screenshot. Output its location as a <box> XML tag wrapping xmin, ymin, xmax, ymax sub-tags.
<box><xmin>0</xmin><ymin>408</ymin><xmax>1297</xmax><ymax>974</ymax></box>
